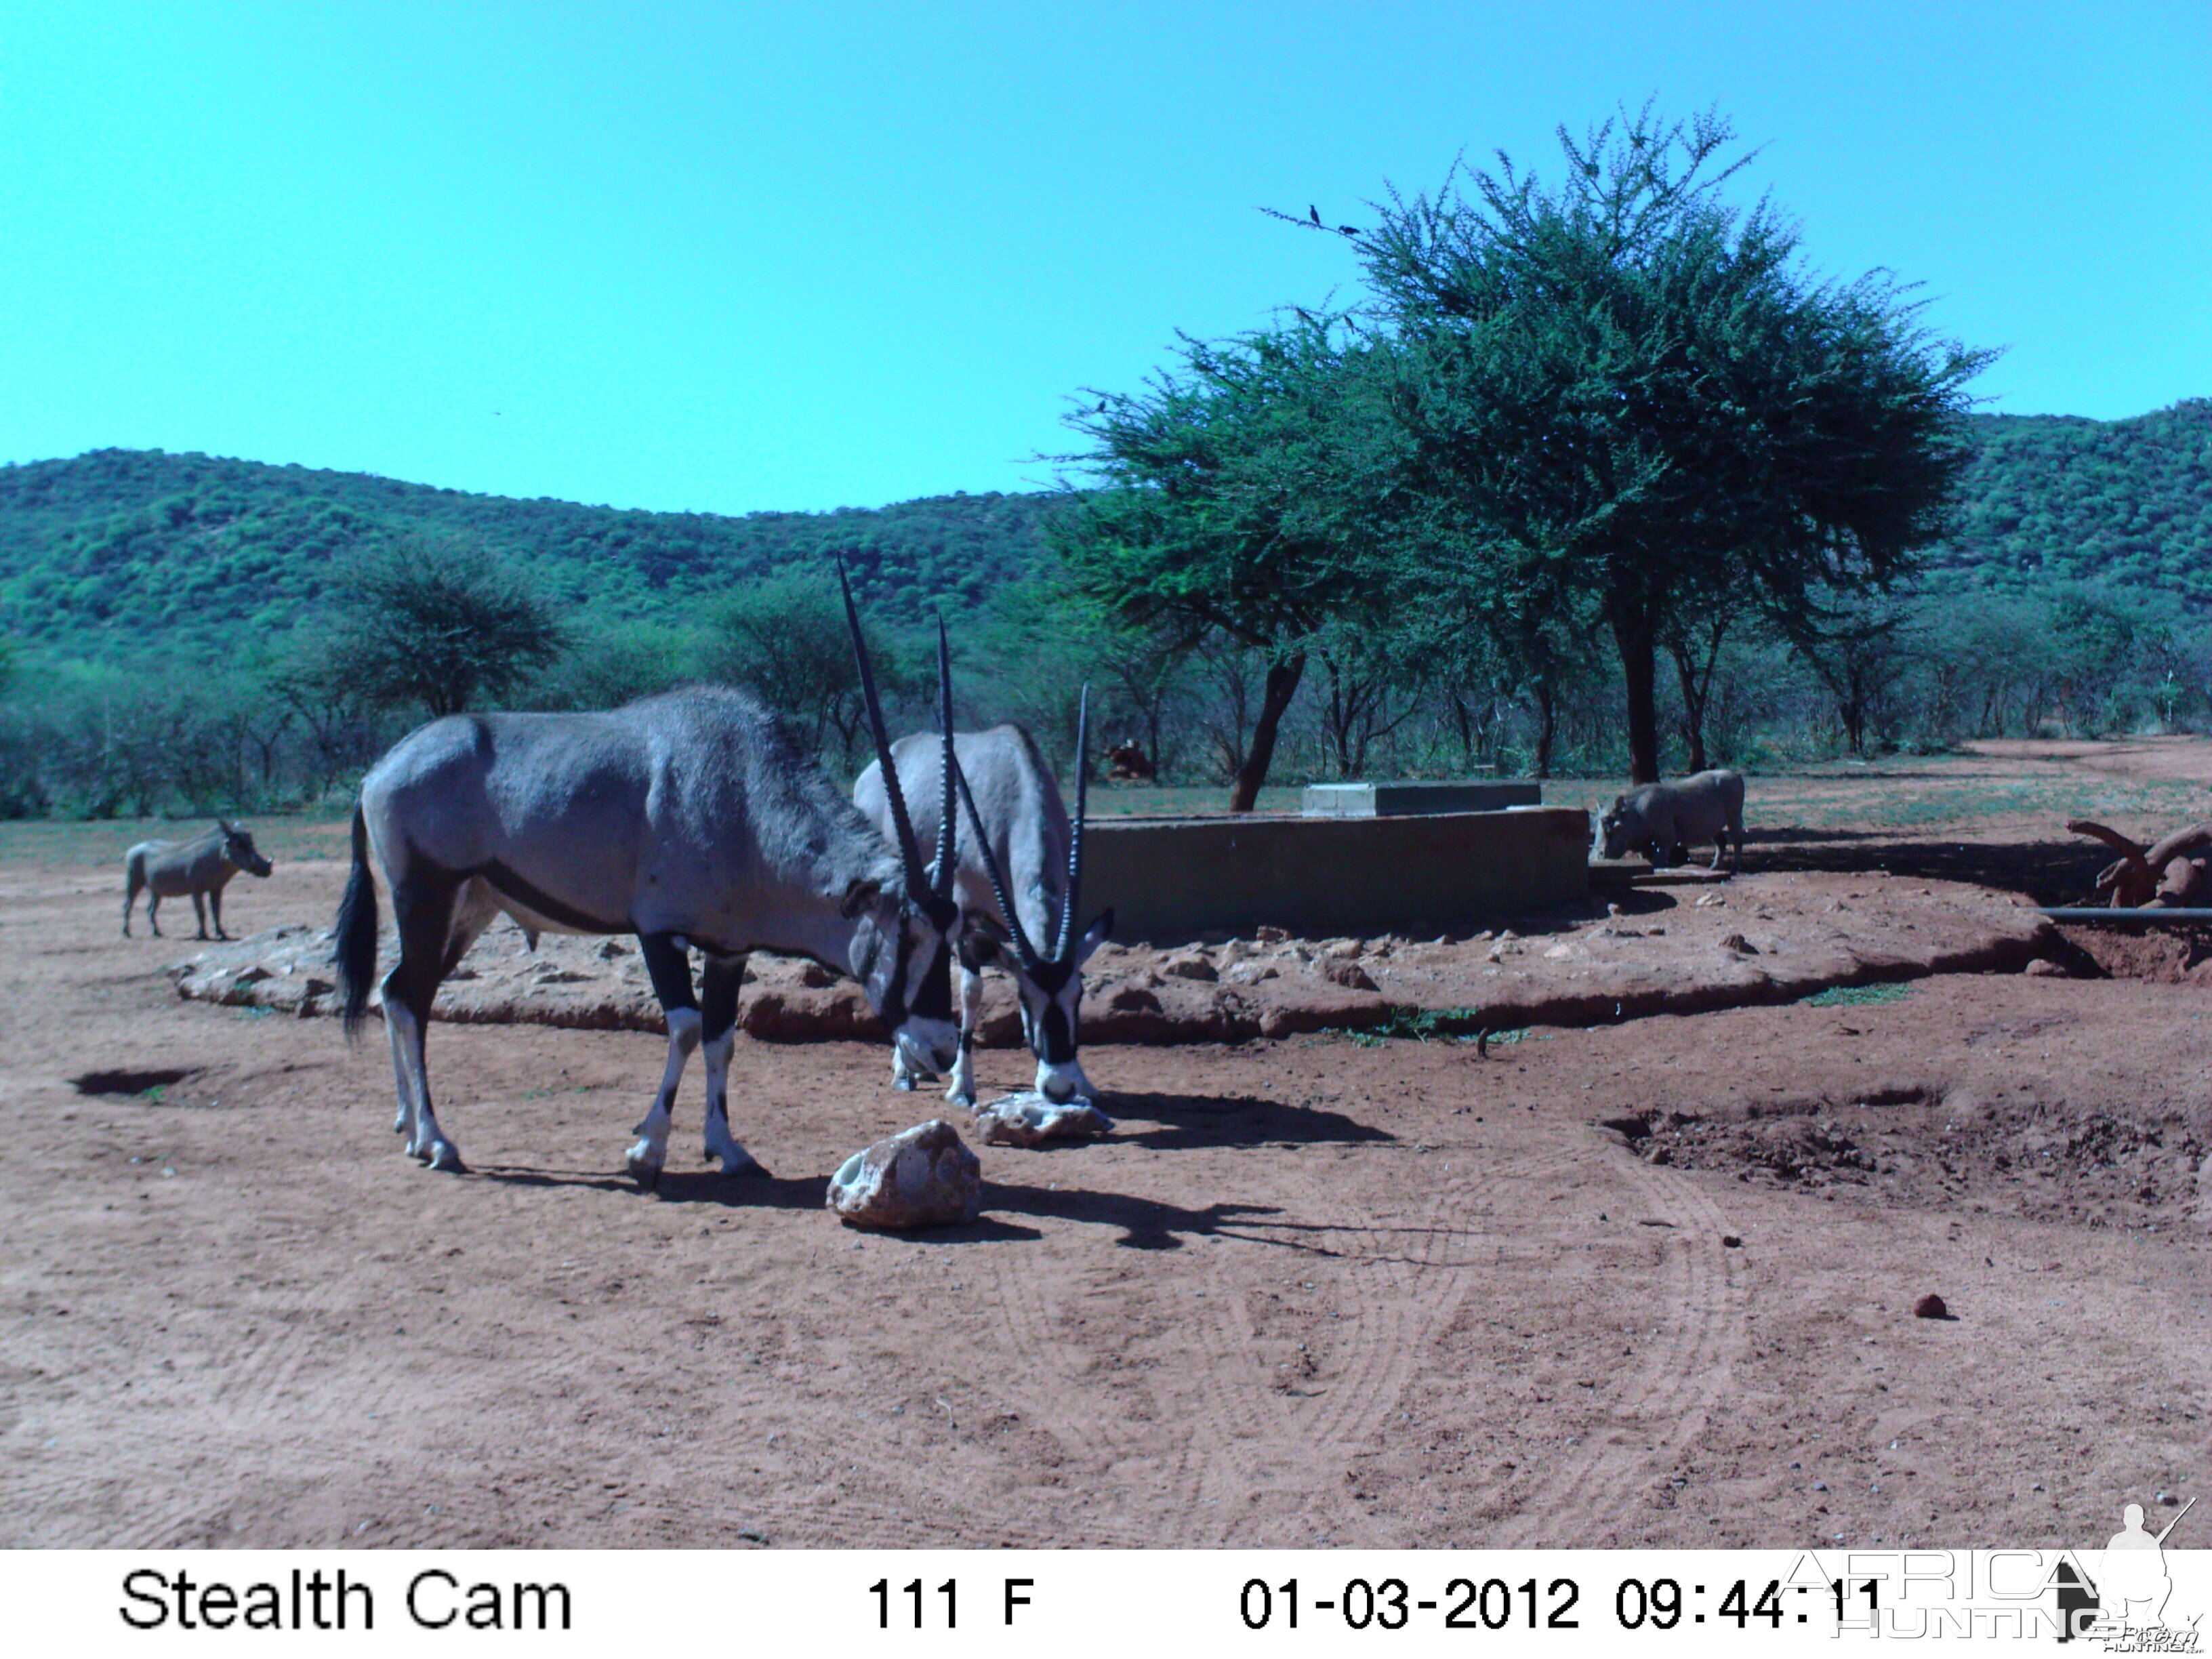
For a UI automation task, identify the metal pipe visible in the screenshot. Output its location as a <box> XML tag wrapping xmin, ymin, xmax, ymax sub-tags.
<box><xmin>2038</xmin><ymin>907</ymin><xmax>2212</xmax><ymax>924</ymax></box>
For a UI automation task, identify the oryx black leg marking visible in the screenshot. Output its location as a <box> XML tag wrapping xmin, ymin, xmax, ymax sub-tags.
<box><xmin>209</xmin><ymin>886</ymin><xmax>226</xmax><ymax>941</ymax></box>
<box><xmin>192</xmin><ymin>891</ymin><xmax>209</xmax><ymax>941</ymax></box>
<box><xmin>628</xmin><ymin>931</ymin><xmax>700</xmax><ymax>1189</ymax></box>
<box><xmin>898</xmin><ymin>942</ymin><xmax>977</xmax><ymax>1097</ymax></box>
<box><xmin>384</xmin><ymin>871</ymin><xmax>465</xmax><ymax>1171</ymax></box>
<box><xmin>945</xmin><ymin>935</ymin><xmax>997</xmax><ymax>1108</ymax></box>
<box><xmin>697</xmin><ymin>953</ymin><xmax>760</xmax><ymax>1174</ymax></box>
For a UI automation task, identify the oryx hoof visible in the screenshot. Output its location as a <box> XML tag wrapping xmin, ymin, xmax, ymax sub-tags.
<box><xmin>626</xmin><ymin>1151</ymin><xmax>663</xmax><ymax>1191</ymax></box>
<box><xmin>426</xmin><ymin>1143</ymin><xmax>466</xmax><ymax>1174</ymax></box>
<box><xmin>894</xmin><ymin>1073</ymin><xmax>917</xmax><ymax>1092</ymax></box>
<box><xmin>716</xmin><ymin>1149</ymin><xmax>765</xmax><ymax>1178</ymax></box>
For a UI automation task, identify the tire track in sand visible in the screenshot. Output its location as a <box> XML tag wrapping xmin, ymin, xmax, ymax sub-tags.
<box><xmin>1082</xmin><ymin>1141</ymin><xmax>1528</xmax><ymax>1544</ymax></box>
<box><xmin>1493</xmin><ymin>1145</ymin><xmax>1749</xmax><ymax>1544</ymax></box>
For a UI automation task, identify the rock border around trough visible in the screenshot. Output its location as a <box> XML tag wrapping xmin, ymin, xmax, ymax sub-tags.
<box><xmin>167</xmin><ymin>873</ymin><xmax>2059</xmax><ymax>1044</ymax></box>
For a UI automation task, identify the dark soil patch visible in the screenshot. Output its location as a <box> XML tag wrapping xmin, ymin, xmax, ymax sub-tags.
<box><xmin>1605</xmin><ymin>1094</ymin><xmax>2207</xmax><ymax>1233</ymax></box>
<box><xmin>2059</xmin><ymin>923</ymin><xmax>2212</xmax><ymax>984</ymax></box>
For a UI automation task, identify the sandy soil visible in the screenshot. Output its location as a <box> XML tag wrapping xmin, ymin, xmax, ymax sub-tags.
<box><xmin>3</xmin><ymin>743</ymin><xmax>2209</xmax><ymax>1550</ymax></box>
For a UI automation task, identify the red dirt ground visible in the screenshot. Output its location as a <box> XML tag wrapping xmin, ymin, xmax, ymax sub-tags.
<box><xmin>2</xmin><ymin>743</ymin><xmax>2208</xmax><ymax>1550</ymax></box>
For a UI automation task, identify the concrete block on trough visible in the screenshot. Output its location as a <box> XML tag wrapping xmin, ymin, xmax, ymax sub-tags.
<box><xmin>1302</xmin><ymin>780</ymin><xmax>1542</xmax><ymax>816</ymax></box>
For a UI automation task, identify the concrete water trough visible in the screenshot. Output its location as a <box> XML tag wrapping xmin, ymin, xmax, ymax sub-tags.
<box><xmin>1083</xmin><ymin>792</ymin><xmax>1589</xmax><ymax>941</ymax></box>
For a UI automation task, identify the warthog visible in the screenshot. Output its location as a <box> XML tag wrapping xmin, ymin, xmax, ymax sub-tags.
<box><xmin>1104</xmin><ymin>738</ymin><xmax>1155</xmax><ymax>782</ymax></box>
<box><xmin>123</xmin><ymin>821</ymin><xmax>274</xmax><ymax>939</ymax></box>
<box><xmin>1597</xmin><ymin>769</ymin><xmax>1746</xmax><ymax>872</ymax></box>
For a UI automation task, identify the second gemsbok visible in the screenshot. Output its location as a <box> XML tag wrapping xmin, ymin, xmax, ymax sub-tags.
<box><xmin>855</xmin><ymin>659</ymin><xmax>1111</xmax><ymax>1107</ymax></box>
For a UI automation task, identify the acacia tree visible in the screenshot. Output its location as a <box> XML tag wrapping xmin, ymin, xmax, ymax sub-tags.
<box><xmin>1055</xmin><ymin>317</ymin><xmax>1404</xmax><ymax>810</ymax></box>
<box><xmin>1338</xmin><ymin>104</ymin><xmax>1989</xmax><ymax>781</ymax></box>
<box><xmin>1664</xmin><ymin>601</ymin><xmax>1740</xmax><ymax>773</ymax></box>
<box><xmin>1788</xmin><ymin>591</ymin><xmax>1917</xmax><ymax>756</ymax></box>
<box><xmin>329</xmin><ymin>539</ymin><xmax>565</xmax><ymax>718</ymax></box>
<box><xmin>1312</xmin><ymin>616</ymin><xmax>1429</xmax><ymax>779</ymax></box>
<box><xmin>699</xmin><ymin>567</ymin><xmax>897</xmax><ymax>772</ymax></box>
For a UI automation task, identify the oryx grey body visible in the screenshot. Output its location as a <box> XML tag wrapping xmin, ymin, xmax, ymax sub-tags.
<box><xmin>1597</xmin><ymin>768</ymin><xmax>1746</xmax><ymax>872</ymax></box>
<box><xmin>333</xmin><ymin>686</ymin><xmax>960</xmax><ymax>1181</ymax></box>
<box><xmin>857</xmin><ymin>724</ymin><xmax>1106</xmax><ymax>1106</ymax></box>
<box><xmin>123</xmin><ymin>821</ymin><xmax>273</xmax><ymax>939</ymax></box>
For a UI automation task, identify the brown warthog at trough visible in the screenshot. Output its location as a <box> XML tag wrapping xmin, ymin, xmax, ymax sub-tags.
<box><xmin>123</xmin><ymin>821</ymin><xmax>274</xmax><ymax>940</ymax></box>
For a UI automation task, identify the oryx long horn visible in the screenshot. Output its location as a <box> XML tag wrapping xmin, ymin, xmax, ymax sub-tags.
<box><xmin>1052</xmin><ymin>684</ymin><xmax>1091</xmax><ymax>962</ymax></box>
<box><xmin>836</xmin><ymin>558</ymin><xmax>925</xmax><ymax>893</ymax></box>
<box><xmin>933</xmin><ymin>614</ymin><xmax>957</xmax><ymax>900</ymax></box>
<box><xmin>951</xmin><ymin>751</ymin><xmax>1042</xmax><ymax>972</ymax></box>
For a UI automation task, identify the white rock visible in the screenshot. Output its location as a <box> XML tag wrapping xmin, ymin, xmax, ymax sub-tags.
<box><xmin>1223</xmin><ymin>960</ymin><xmax>1280</xmax><ymax>985</ymax></box>
<box><xmin>825</xmin><ymin>1120</ymin><xmax>981</xmax><ymax>1230</ymax></box>
<box><xmin>972</xmin><ymin>1093</ymin><xmax>1114</xmax><ymax>1147</ymax></box>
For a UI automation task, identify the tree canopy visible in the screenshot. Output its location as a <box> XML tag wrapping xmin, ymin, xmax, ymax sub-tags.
<box><xmin>327</xmin><ymin>541</ymin><xmax>567</xmax><ymax>718</ymax></box>
<box><xmin>1347</xmin><ymin>104</ymin><xmax>1990</xmax><ymax>780</ymax></box>
<box><xmin>1054</xmin><ymin>318</ymin><xmax>1406</xmax><ymax>808</ymax></box>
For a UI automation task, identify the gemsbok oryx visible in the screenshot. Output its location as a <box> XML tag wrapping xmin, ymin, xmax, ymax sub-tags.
<box><xmin>855</xmin><ymin>661</ymin><xmax>1111</xmax><ymax>1107</ymax></box>
<box><xmin>332</xmin><ymin>572</ymin><xmax>965</xmax><ymax>1185</ymax></box>
<box><xmin>123</xmin><ymin>821</ymin><xmax>274</xmax><ymax>939</ymax></box>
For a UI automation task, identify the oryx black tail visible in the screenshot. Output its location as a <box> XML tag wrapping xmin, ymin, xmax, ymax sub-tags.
<box><xmin>333</xmin><ymin>804</ymin><xmax>379</xmax><ymax>1040</ymax></box>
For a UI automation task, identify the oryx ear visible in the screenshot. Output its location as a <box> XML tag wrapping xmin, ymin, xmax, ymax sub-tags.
<box><xmin>839</xmin><ymin>876</ymin><xmax>884</xmax><ymax>918</ymax></box>
<box><xmin>1073</xmin><ymin>907</ymin><xmax>1113</xmax><ymax>966</ymax></box>
<box><xmin>219</xmin><ymin>819</ymin><xmax>237</xmax><ymax>835</ymax></box>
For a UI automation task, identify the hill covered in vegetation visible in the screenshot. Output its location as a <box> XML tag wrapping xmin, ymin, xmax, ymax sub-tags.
<box><xmin>1927</xmin><ymin>398</ymin><xmax>2212</xmax><ymax>599</ymax></box>
<box><xmin>2</xmin><ymin>398</ymin><xmax>2208</xmax><ymax>673</ymax></box>
<box><xmin>0</xmin><ymin>448</ymin><xmax>1065</xmax><ymax>670</ymax></box>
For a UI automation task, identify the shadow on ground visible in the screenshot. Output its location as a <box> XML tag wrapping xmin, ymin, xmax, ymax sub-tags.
<box><xmin>981</xmin><ymin>1181</ymin><xmax>1286</xmax><ymax>1250</ymax></box>
<box><xmin>1105</xmin><ymin>1090</ymin><xmax>1393</xmax><ymax>1152</ymax></box>
<box><xmin>473</xmin><ymin>1162</ymin><xmax>832</xmax><ymax>1210</ymax></box>
<box><xmin>1744</xmin><ymin>829</ymin><xmax>2106</xmax><ymax>905</ymax></box>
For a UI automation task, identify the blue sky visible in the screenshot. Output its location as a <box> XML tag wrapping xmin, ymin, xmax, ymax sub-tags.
<box><xmin>1</xmin><ymin>1</ymin><xmax>2205</xmax><ymax>514</ymax></box>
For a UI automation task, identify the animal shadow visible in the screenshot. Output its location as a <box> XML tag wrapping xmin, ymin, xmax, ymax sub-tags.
<box><xmin>1106</xmin><ymin>1088</ymin><xmax>1392</xmax><ymax>1153</ymax></box>
<box><xmin>983</xmin><ymin>1181</ymin><xmax>1282</xmax><ymax>1250</ymax></box>
<box><xmin>472</xmin><ymin>1162</ymin><xmax>830</xmax><ymax>1211</ymax></box>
